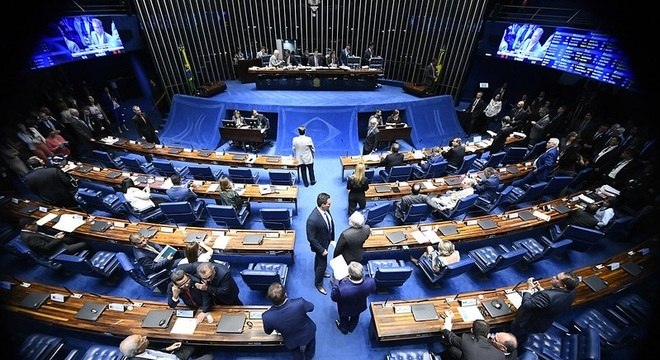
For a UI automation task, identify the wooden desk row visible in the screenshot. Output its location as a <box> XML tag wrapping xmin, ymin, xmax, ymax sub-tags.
<box><xmin>370</xmin><ymin>240</ymin><xmax>655</xmax><ymax>342</ymax></box>
<box><xmin>363</xmin><ymin>163</ymin><xmax>531</xmax><ymax>201</ymax></box>
<box><xmin>2</xmin><ymin>279</ymin><xmax>283</xmax><ymax>346</ymax></box>
<box><xmin>92</xmin><ymin>137</ymin><xmax>300</xmax><ymax>172</ymax></box>
<box><xmin>65</xmin><ymin>163</ymin><xmax>299</xmax><ymax>214</ymax></box>
<box><xmin>6</xmin><ymin>199</ymin><xmax>295</xmax><ymax>260</ymax></box>
<box><xmin>339</xmin><ymin>134</ymin><xmax>525</xmax><ymax>177</ymax></box>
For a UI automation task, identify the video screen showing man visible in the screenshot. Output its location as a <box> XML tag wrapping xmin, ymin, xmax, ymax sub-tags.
<box><xmin>59</xmin><ymin>16</ymin><xmax>124</xmax><ymax>56</ymax></box>
<box><xmin>497</xmin><ymin>23</ymin><xmax>554</xmax><ymax>61</ymax></box>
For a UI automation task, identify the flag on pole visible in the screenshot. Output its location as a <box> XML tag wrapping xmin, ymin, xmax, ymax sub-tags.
<box><xmin>435</xmin><ymin>48</ymin><xmax>446</xmax><ymax>81</ymax></box>
<box><xmin>178</xmin><ymin>45</ymin><xmax>196</xmax><ymax>94</ymax></box>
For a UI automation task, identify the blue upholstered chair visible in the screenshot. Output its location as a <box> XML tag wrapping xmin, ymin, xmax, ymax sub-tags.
<box><xmin>188</xmin><ymin>164</ymin><xmax>223</xmax><ymax>181</ymax></box>
<box><xmin>379</xmin><ymin>164</ymin><xmax>413</xmax><ymax>183</ymax></box>
<box><xmin>77</xmin><ymin>344</ymin><xmax>126</xmax><ymax>360</ymax></box>
<box><xmin>397</xmin><ymin>203</ymin><xmax>430</xmax><ymax>224</ymax></box>
<box><xmin>206</xmin><ymin>204</ymin><xmax>249</xmax><ymax>228</ymax></box>
<box><xmin>433</xmin><ymin>193</ymin><xmax>479</xmax><ymax>221</ymax></box>
<box><xmin>159</xmin><ymin>200</ymin><xmax>207</xmax><ymax>225</ymax></box>
<box><xmin>367</xmin><ymin>259</ymin><xmax>413</xmax><ymax>288</ymax></box>
<box><xmin>418</xmin><ymin>256</ymin><xmax>475</xmax><ymax>286</ymax></box>
<box><xmin>152</xmin><ymin>159</ymin><xmax>190</xmax><ymax>178</ymax></box>
<box><xmin>6</xmin><ymin>237</ymin><xmax>65</xmax><ymax>270</ymax></box>
<box><xmin>572</xmin><ymin>308</ymin><xmax>645</xmax><ymax>350</ymax></box>
<box><xmin>119</xmin><ymin>155</ymin><xmax>155</xmax><ymax>174</ymax></box>
<box><xmin>540</xmin><ymin>176</ymin><xmax>574</xmax><ymax>201</ymax></box>
<box><xmin>92</xmin><ymin>149</ymin><xmax>124</xmax><ymax>169</ymax></box>
<box><xmin>228</xmin><ymin>167</ymin><xmax>260</xmax><ymax>184</ymax></box>
<box><xmin>523</xmin><ymin>322</ymin><xmax>601</xmax><ymax>360</ymax></box>
<box><xmin>108</xmin><ymin>192</ymin><xmax>165</xmax><ymax>222</ymax></box>
<box><xmin>512</xmin><ymin>237</ymin><xmax>573</xmax><ymax>264</ymax></box>
<box><xmin>116</xmin><ymin>252</ymin><xmax>169</xmax><ymax>293</ymax></box>
<box><xmin>446</xmin><ymin>154</ymin><xmax>477</xmax><ymax>175</ymax></box>
<box><xmin>240</xmin><ymin>262</ymin><xmax>288</xmax><ymax>290</ymax></box>
<box><xmin>504</xmin><ymin>181</ymin><xmax>548</xmax><ymax>207</ymax></box>
<box><xmin>473</xmin><ymin>191</ymin><xmax>505</xmax><ymax>214</ymax></box>
<box><xmin>260</xmin><ymin>208</ymin><xmax>293</xmax><ymax>229</ymax></box>
<box><xmin>386</xmin><ymin>349</ymin><xmax>439</xmax><ymax>360</ymax></box>
<box><xmin>523</xmin><ymin>141</ymin><xmax>548</xmax><ymax>161</ymax></box>
<box><xmin>18</xmin><ymin>333</ymin><xmax>65</xmax><ymax>360</ymax></box>
<box><xmin>361</xmin><ymin>202</ymin><xmax>390</xmax><ymax>226</ymax></box>
<box><xmin>75</xmin><ymin>188</ymin><xmax>107</xmax><ymax>212</ymax></box>
<box><xmin>549</xmin><ymin>224</ymin><xmax>604</xmax><ymax>252</ymax></box>
<box><xmin>268</xmin><ymin>170</ymin><xmax>295</xmax><ymax>185</ymax></box>
<box><xmin>468</xmin><ymin>244</ymin><xmax>527</xmax><ymax>274</ymax></box>
<box><xmin>53</xmin><ymin>251</ymin><xmax>120</xmax><ymax>279</ymax></box>
<box><xmin>414</xmin><ymin>159</ymin><xmax>448</xmax><ymax>179</ymax></box>
<box><xmin>472</xmin><ymin>151</ymin><xmax>506</xmax><ymax>171</ymax></box>
<box><xmin>500</xmin><ymin>146</ymin><xmax>528</xmax><ymax>165</ymax></box>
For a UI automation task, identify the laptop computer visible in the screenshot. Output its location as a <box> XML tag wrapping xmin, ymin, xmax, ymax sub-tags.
<box><xmin>483</xmin><ymin>299</ymin><xmax>512</xmax><ymax>318</ymax></box>
<box><xmin>134</xmin><ymin>175</ymin><xmax>149</xmax><ymax>184</ymax></box>
<box><xmin>75</xmin><ymin>302</ymin><xmax>107</xmax><ymax>321</ymax></box>
<box><xmin>142</xmin><ymin>309</ymin><xmax>174</xmax><ymax>328</ymax></box>
<box><xmin>90</xmin><ymin>221</ymin><xmax>111</xmax><ymax>232</ymax></box>
<box><xmin>582</xmin><ymin>275</ymin><xmax>608</xmax><ymax>292</ymax></box>
<box><xmin>19</xmin><ymin>204</ymin><xmax>39</xmax><ymax>215</ymax></box>
<box><xmin>621</xmin><ymin>262</ymin><xmax>642</xmax><ymax>277</ymax></box>
<box><xmin>243</xmin><ymin>234</ymin><xmax>264</xmax><ymax>245</ymax></box>
<box><xmin>438</xmin><ymin>225</ymin><xmax>459</xmax><ymax>236</ymax></box>
<box><xmin>18</xmin><ymin>292</ymin><xmax>50</xmax><ymax>310</ymax></box>
<box><xmin>142</xmin><ymin>143</ymin><xmax>156</xmax><ymax>149</ymax></box>
<box><xmin>518</xmin><ymin>211</ymin><xmax>536</xmax><ymax>221</ymax></box>
<box><xmin>506</xmin><ymin>166</ymin><xmax>519</xmax><ymax>174</ymax></box>
<box><xmin>477</xmin><ymin>219</ymin><xmax>498</xmax><ymax>230</ymax></box>
<box><xmin>184</xmin><ymin>232</ymin><xmax>207</xmax><ymax>243</ymax></box>
<box><xmin>105</xmin><ymin>171</ymin><xmax>123</xmax><ymax>179</ymax></box>
<box><xmin>114</xmin><ymin>139</ymin><xmax>128</xmax><ymax>146</ymax></box>
<box><xmin>265</xmin><ymin>156</ymin><xmax>280</xmax><ymax>163</ymax></box>
<box><xmin>76</xmin><ymin>164</ymin><xmax>94</xmax><ymax>173</ymax></box>
<box><xmin>232</xmin><ymin>154</ymin><xmax>248</xmax><ymax>161</ymax></box>
<box><xmin>411</xmin><ymin>303</ymin><xmax>439</xmax><ymax>321</ymax></box>
<box><xmin>553</xmin><ymin>204</ymin><xmax>571</xmax><ymax>214</ymax></box>
<box><xmin>445</xmin><ymin>177</ymin><xmax>463</xmax><ymax>186</ymax></box>
<box><xmin>198</xmin><ymin>150</ymin><xmax>213</xmax><ymax>157</ymax></box>
<box><xmin>168</xmin><ymin>147</ymin><xmax>183</xmax><ymax>154</ymax></box>
<box><xmin>386</xmin><ymin>231</ymin><xmax>407</xmax><ymax>244</ymax></box>
<box><xmin>375</xmin><ymin>186</ymin><xmax>391</xmax><ymax>193</ymax></box>
<box><xmin>139</xmin><ymin>227</ymin><xmax>158</xmax><ymax>239</ymax></box>
<box><xmin>216</xmin><ymin>314</ymin><xmax>247</xmax><ymax>333</ymax></box>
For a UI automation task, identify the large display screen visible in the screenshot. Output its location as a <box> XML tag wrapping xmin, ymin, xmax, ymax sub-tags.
<box><xmin>482</xmin><ymin>22</ymin><xmax>635</xmax><ymax>90</ymax></box>
<box><xmin>29</xmin><ymin>15</ymin><xmax>143</xmax><ymax>70</ymax></box>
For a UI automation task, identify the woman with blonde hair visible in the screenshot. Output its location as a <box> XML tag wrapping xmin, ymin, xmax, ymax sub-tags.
<box><xmin>346</xmin><ymin>162</ymin><xmax>370</xmax><ymax>215</ymax></box>
<box><xmin>412</xmin><ymin>239</ymin><xmax>460</xmax><ymax>273</ymax></box>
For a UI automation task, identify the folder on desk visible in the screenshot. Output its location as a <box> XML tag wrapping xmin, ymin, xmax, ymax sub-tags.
<box><xmin>411</xmin><ymin>303</ymin><xmax>439</xmax><ymax>321</ymax></box>
<box><xmin>105</xmin><ymin>171</ymin><xmax>123</xmax><ymax>179</ymax></box>
<box><xmin>168</xmin><ymin>147</ymin><xmax>183</xmax><ymax>154</ymax></box>
<box><xmin>184</xmin><ymin>232</ymin><xmax>207</xmax><ymax>243</ymax></box>
<box><xmin>582</xmin><ymin>275</ymin><xmax>608</xmax><ymax>292</ymax></box>
<box><xmin>386</xmin><ymin>231</ymin><xmax>407</xmax><ymax>244</ymax></box>
<box><xmin>621</xmin><ymin>262</ymin><xmax>642</xmax><ymax>277</ymax></box>
<box><xmin>76</xmin><ymin>164</ymin><xmax>93</xmax><ymax>173</ymax></box>
<box><xmin>444</xmin><ymin>177</ymin><xmax>463</xmax><ymax>186</ymax></box>
<box><xmin>243</xmin><ymin>234</ymin><xmax>264</xmax><ymax>245</ymax></box>
<box><xmin>18</xmin><ymin>292</ymin><xmax>50</xmax><ymax>310</ymax></box>
<box><xmin>518</xmin><ymin>211</ymin><xmax>536</xmax><ymax>221</ymax></box>
<box><xmin>438</xmin><ymin>225</ymin><xmax>459</xmax><ymax>236</ymax></box>
<box><xmin>90</xmin><ymin>221</ymin><xmax>111</xmax><ymax>232</ymax></box>
<box><xmin>483</xmin><ymin>298</ymin><xmax>512</xmax><ymax>318</ymax></box>
<box><xmin>216</xmin><ymin>314</ymin><xmax>247</xmax><ymax>334</ymax></box>
<box><xmin>75</xmin><ymin>302</ymin><xmax>106</xmax><ymax>321</ymax></box>
<box><xmin>375</xmin><ymin>185</ymin><xmax>391</xmax><ymax>193</ymax></box>
<box><xmin>553</xmin><ymin>204</ymin><xmax>571</xmax><ymax>214</ymax></box>
<box><xmin>477</xmin><ymin>219</ymin><xmax>498</xmax><ymax>230</ymax></box>
<box><xmin>142</xmin><ymin>309</ymin><xmax>174</xmax><ymax>328</ymax></box>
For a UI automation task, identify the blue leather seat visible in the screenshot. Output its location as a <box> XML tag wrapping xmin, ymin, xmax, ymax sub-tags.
<box><xmin>472</xmin><ymin>151</ymin><xmax>506</xmax><ymax>171</ymax></box>
<box><xmin>446</xmin><ymin>154</ymin><xmax>477</xmax><ymax>175</ymax></box>
<box><xmin>188</xmin><ymin>164</ymin><xmax>223</xmax><ymax>181</ymax></box>
<box><xmin>228</xmin><ymin>167</ymin><xmax>260</xmax><ymax>184</ymax></box>
<box><xmin>500</xmin><ymin>146</ymin><xmax>528</xmax><ymax>165</ymax></box>
<box><xmin>6</xmin><ymin>237</ymin><xmax>64</xmax><ymax>270</ymax></box>
<box><xmin>159</xmin><ymin>200</ymin><xmax>207</xmax><ymax>225</ymax></box>
<box><xmin>207</xmin><ymin>204</ymin><xmax>249</xmax><ymax>228</ymax></box>
<box><xmin>367</xmin><ymin>259</ymin><xmax>413</xmax><ymax>288</ymax></box>
<box><xmin>512</xmin><ymin>237</ymin><xmax>573</xmax><ymax>264</ymax></box>
<box><xmin>433</xmin><ymin>193</ymin><xmax>479</xmax><ymax>221</ymax></box>
<box><xmin>119</xmin><ymin>155</ymin><xmax>155</xmax><ymax>174</ymax></box>
<box><xmin>563</xmin><ymin>167</ymin><xmax>593</xmax><ymax>195</ymax></box>
<box><xmin>92</xmin><ymin>150</ymin><xmax>124</xmax><ymax>169</ymax></box>
<box><xmin>78</xmin><ymin>344</ymin><xmax>126</xmax><ymax>360</ymax></box>
<box><xmin>397</xmin><ymin>202</ymin><xmax>430</xmax><ymax>224</ymax></box>
<box><xmin>523</xmin><ymin>322</ymin><xmax>601</xmax><ymax>360</ymax></box>
<box><xmin>540</xmin><ymin>176</ymin><xmax>574</xmax><ymax>201</ymax></box>
<box><xmin>523</xmin><ymin>140</ymin><xmax>548</xmax><ymax>161</ymax></box>
<box><xmin>572</xmin><ymin>308</ymin><xmax>644</xmax><ymax>350</ymax></box>
<box><xmin>549</xmin><ymin>224</ymin><xmax>604</xmax><ymax>252</ymax></box>
<box><xmin>108</xmin><ymin>192</ymin><xmax>165</xmax><ymax>222</ymax></box>
<box><xmin>75</xmin><ymin>188</ymin><xmax>107</xmax><ymax>212</ymax></box>
<box><xmin>260</xmin><ymin>208</ymin><xmax>293</xmax><ymax>229</ymax></box>
<box><xmin>504</xmin><ymin>181</ymin><xmax>548</xmax><ymax>207</ymax></box>
<box><xmin>240</xmin><ymin>262</ymin><xmax>288</xmax><ymax>290</ymax></box>
<box><xmin>379</xmin><ymin>164</ymin><xmax>413</xmax><ymax>183</ymax></box>
<box><xmin>386</xmin><ymin>349</ymin><xmax>439</xmax><ymax>360</ymax></box>
<box><xmin>473</xmin><ymin>191</ymin><xmax>505</xmax><ymax>214</ymax></box>
<box><xmin>613</xmin><ymin>293</ymin><xmax>652</xmax><ymax>325</ymax></box>
<box><xmin>468</xmin><ymin>244</ymin><xmax>527</xmax><ymax>273</ymax></box>
<box><xmin>414</xmin><ymin>159</ymin><xmax>448</xmax><ymax>179</ymax></box>
<box><xmin>116</xmin><ymin>252</ymin><xmax>169</xmax><ymax>293</ymax></box>
<box><xmin>152</xmin><ymin>159</ymin><xmax>190</xmax><ymax>178</ymax></box>
<box><xmin>19</xmin><ymin>333</ymin><xmax>64</xmax><ymax>360</ymax></box>
<box><xmin>53</xmin><ymin>250</ymin><xmax>120</xmax><ymax>279</ymax></box>
<box><xmin>361</xmin><ymin>202</ymin><xmax>390</xmax><ymax>226</ymax></box>
<box><xmin>268</xmin><ymin>170</ymin><xmax>295</xmax><ymax>185</ymax></box>
<box><xmin>418</xmin><ymin>256</ymin><xmax>475</xmax><ymax>286</ymax></box>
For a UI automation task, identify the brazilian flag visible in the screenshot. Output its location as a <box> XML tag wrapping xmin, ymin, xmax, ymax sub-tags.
<box><xmin>179</xmin><ymin>45</ymin><xmax>196</xmax><ymax>94</ymax></box>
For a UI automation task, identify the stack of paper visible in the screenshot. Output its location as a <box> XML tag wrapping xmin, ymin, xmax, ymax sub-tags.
<box><xmin>170</xmin><ymin>318</ymin><xmax>198</xmax><ymax>335</ymax></box>
<box><xmin>52</xmin><ymin>214</ymin><xmax>86</xmax><ymax>232</ymax></box>
<box><xmin>457</xmin><ymin>305</ymin><xmax>484</xmax><ymax>322</ymax></box>
<box><xmin>422</xmin><ymin>230</ymin><xmax>440</xmax><ymax>244</ymax></box>
<box><xmin>532</xmin><ymin>211</ymin><xmax>551</xmax><ymax>222</ymax></box>
<box><xmin>213</xmin><ymin>236</ymin><xmax>230</xmax><ymax>250</ymax></box>
<box><xmin>422</xmin><ymin>181</ymin><xmax>436</xmax><ymax>190</ymax></box>
<box><xmin>330</xmin><ymin>255</ymin><xmax>349</xmax><ymax>279</ymax></box>
<box><xmin>410</xmin><ymin>230</ymin><xmax>427</xmax><ymax>244</ymax></box>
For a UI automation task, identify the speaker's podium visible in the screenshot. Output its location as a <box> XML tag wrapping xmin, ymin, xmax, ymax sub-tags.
<box><xmin>196</xmin><ymin>81</ymin><xmax>227</xmax><ymax>97</ymax></box>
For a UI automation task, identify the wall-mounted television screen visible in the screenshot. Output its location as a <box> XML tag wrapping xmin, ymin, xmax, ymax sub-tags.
<box><xmin>29</xmin><ymin>14</ymin><xmax>143</xmax><ymax>71</ymax></box>
<box><xmin>480</xmin><ymin>22</ymin><xmax>635</xmax><ymax>90</ymax></box>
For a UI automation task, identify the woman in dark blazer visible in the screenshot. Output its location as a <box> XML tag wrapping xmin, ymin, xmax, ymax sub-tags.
<box><xmin>346</xmin><ymin>162</ymin><xmax>369</xmax><ymax>215</ymax></box>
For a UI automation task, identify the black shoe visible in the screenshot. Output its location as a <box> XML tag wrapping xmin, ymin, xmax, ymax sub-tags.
<box><xmin>335</xmin><ymin>320</ymin><xmax>348</xmax><ymax>334</ymax></box>
<box><xmin>304</xmin><ymin>183</ymin><xmax>309</xmax><ymax>187</ymax></box>
<box><xmin>316</xmin><ymin>285</ymin><xmax>327</xmax><ymax>295</ymax></box>
<box><xmin>311</xmin><ymin>181</ymin><xmax>317</xmax><ymax>186</ymax></box>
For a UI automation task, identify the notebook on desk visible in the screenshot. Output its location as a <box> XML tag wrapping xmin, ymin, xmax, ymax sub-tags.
<box><xmin>411</xmin><ymin>303</ymin><xmax>439</xmax><ymax>321</ymax></box>
<box><xmin>243</xmin><ymin>234</ymin><xmax>264</xmax><ymax>245</ymax></box>
<box><xmin>18</xmin><ymin>292</ymin><xmax>50</xmax><ymax>310</ymax></box>
<box><xmin>518</xmin><ymin>211</ymin><xmax>536</xmax><ymax>221</ymax></box>
<box><xmin>444</xmin><ymin>177</ymin><xmax>463</xmax><ymax>186</ymax></box>
<box><xmin>139</xmin><ymin>227</ymin><xmax>158</xmax><ymax>239</ymax></box>
<box><xmin>105</xmin><ymin>171</ymin><xmax>122</xmax><ymax>179</ymax></box>
<box><xmin>216</xmin><ymin>314</ymin><xmax>246</xmax><ymax>333</ymax></box>
<box><xmin>184</xmin><ymin>232</ymin><xmax>207</xmax><ymax>243</ymax></box>
<box><xmin>477</xmin><ymin>219</ymin><xmax>498</xmax><ymax>230</ymax></box>
<box><xmin>142</xmin><ymin>309</ymin><xmax>174</xmax><ymax>328</ymax></box>
<box><xmin>75</xmin><ymin>302</ymin><xmax>107</xmax><ymax>321</ymax></box>
<box><xmin>114</xmin><ymin>139</ymin><xmax>127</xmax><ymax>146</ymax></box>
<box><xmin>438</xmin><ymin>225</ymin><xmax>458</xmax><ymax>236</ymax></box>
<box><xmin>582</xmin><ymin>275</ymin><xmax>608</xmax><ymax>292</ymax></box>
<box><xmin>553</xmin><ymin>204</ymin><xmax>571</xmax><ymax>214</ymax></box>
<box><xmin>506</xmin><ymin>166</ymin><xmax>519</xmax><ymax>174</ymax></box>
<box><xmin>375</xmin><ymin>186</ymin><xmax>391</xmax><ymax>193</ymax></box>
<box><xmin>483</xmin><ymin>299</ymin><xmax>512</xmax><ymax>318</ymax></box>
<box><xmin>76</xmin><ymin>164</ymin><xmax>93</xmax><ymax>173</ymax></box>
<box><xmin>386</xmin><ymin>231</ymin><xmax>407</xmax><ymax>244</ymax></box>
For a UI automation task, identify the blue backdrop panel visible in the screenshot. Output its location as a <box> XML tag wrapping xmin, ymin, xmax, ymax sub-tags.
<box><xmin>407</xmin><ymin>96</ymin><xmax>466</xmax><ymax>149</ymax></box>
<box><xmin>160</xmin><ymin>94</ymin><xmax>224</xmax><ymax>149</ymax></box>
<box><xmin>276</xmin><ymin>106</ymin><xmax>359</xmax><ymax>156</ymax></box>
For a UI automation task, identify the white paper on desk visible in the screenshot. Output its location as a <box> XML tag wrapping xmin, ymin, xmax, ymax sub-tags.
<box><xmin>422</xmin><ymin>181</ymin><xmax>436</xmax><ymax>190</ymax></box>
<box><xmin>506</xmin><ymin>291</ymin><xmax>523</xmax><ymax>309</ymax></box>
<box><xmin>399</xmin><ymin>182</ymin><xmax>410</xmax><ymax>187</ymax></box>
<box><xmin>36</xmin><ymin>213</ymin><xmax>58</xmax><ymax>226</ymax></box>
<box><xmin>458</xmin><ymin>305</ymin><xmax>484</xmax><ymax>322</ymax></box>
<box><xmin>412</xmin><ymin>151</ymin><xmax>425</xmax><ymax>159</ymax></box>
<box><xmin>52</xmin><ymin>214</ymin><xmax>86</xmax><ymax>232</ymax></box>
<box><xmin>170</xmin><ymin>317</ymin><xmax>198</xmax><ymax>335</ymax></box>
<box><xmin>160</xmin><ymin>178</ymin><xmax>173</xmax><ymax>190</ymax></box>
<box><xmin>330</xmin><ymin>254</ymin><xmax>349</xmax><ymax>280</ymax></box>
<box><xmin>532</xmin><ymin>211</ymin><xmax>551</xmax><ymax>222</ymax></box>
<box><xmin>213</xmin><ymin>236</ymin><xmax>230</xmax><ymax>250</ymax></box>
<box><xmin>599</xmin><ymin>184</ymin><xmax>620</xmax><ymax>196</ymax></box>
<box><xmin>247</xmin><ymin>155</ymin><xmax>257</xmax><ymax>163</ymax></box>
<box><xmin>363</xmin><ymin>155</ymin><xmax>380</xmax><ymax>162</ymax></box>
<box><xmin>578</xmin><ymin>194</ymin><xmax>595</xmax><ymax>204</ymax></box>
<box><xmin>411</xmin><ymin>230</ymin><xmax>427</xmax><ymax>244</ymax></box>
<box><xmin>208</xmin><ymin>183</ymin><xmax>220</xmax><ymax>192</ymax></box>
<box><xmin>422</xmin><ymin>230</ymin><xmax>440</xmax><ymax>244</ymax></box>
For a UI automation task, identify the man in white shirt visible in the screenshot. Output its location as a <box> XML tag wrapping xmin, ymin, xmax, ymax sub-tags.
<box><xmin>119</xmin><ymin>334</ymin><xmax>212</xmax><ymax>360</ymax></box>
<box><xmin>292</xmin><ymin>126</ymin><xmax>316</xmax><ymax>187</ymax></box>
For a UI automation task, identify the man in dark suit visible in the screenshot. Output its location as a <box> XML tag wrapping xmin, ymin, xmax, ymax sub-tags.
<box><xmin>465</xmin><ymin>91</ymin><xmax>487</xmax><ymax>135</ymax></box>
<box><xmin>442</xmin><ymin>138</ymin><xmax>466</xmax><ymax>169</ymax></box>
<box><xmin>330</xmin><ymin>261</ymin><xmax>376</xmax><ymax>334</ymax></box>
<box><xmin>307</xmin><ymin>48</ymin><xmax>324</xmax><ymax>67</ymax></box>
<box><xmin>361</xmin><ymin>42</ymin><xmax>374</xmax><ymax>66</ymax></box>
<box><xmin>132</xmin><ymin>105</ymin><xmax>160</xmax><ymax>144</ymax></box>
<box><xmin>471</xmin><ymin>167</ymin><xmax>500</xmax><ymax>204</ymax></box>
<box><xmin>167</xmin><ymin>269</ymin><xmax>213</xmax><ymax>324</ymax></box>
<box><xmin>333</xmin><ymin>211</ymin><xmax>371</xmax><ymax>264</ymax></box>
<box><xmin>177</xmin><ymin>261</ymin><xmax>242</xmax><ymax>305</ymax></box>
<box><xmin>129</xmin><ymin>232</ymin><xmax>178</xmax><ymax>275</ymax></box>
<box><xmin>339</xmin><ymin>43</ymin><xmax>351</xmax><ymax>66</ymax></box>
<box><xmin>166</xmin><ymin>174</ymin><xmax>198</xmax><ymax>205</ymax></box>
<box><xmin>591</xmin><ymin>136</ymin><xmax>621</xmax><ymax>173</ymax></box>
<box><xmin>379</xmin><ymin>142</ymin><xmax>404</xmax><ymax>174</ymax></box>
<box><xmin>362</xmin><ymin>117</ymin><xmax>380</xmax><ymax>155</ymax></box>
<box><xmin>412</xmin><ymin>146</ymin><xmax>444</xmax><ymax>179</ymax></box>
<box><xmin>440</xmin><ymin>315</ymin><xmax>505</xmax><ymax>360</ymax></box>
<box><xmin>509</xmin><ymin>272</ymin><xmax>579</xmax><ymax>345</ymax></box>
<box><xmin>306</xmin><ymin>192</ymin><xmax>335</xmax><ymax>295</ymax></box>
<box><xmin>119</xmin><ymin>334</ymin><xmax>212</xmax><ymax>360</ymax></box>
<box><xmin>511</xmin><ymin>138</ymin><xmax>559</xmax><ymax>188</ymax></box>
<box><xmin>488</xmin><ymin>121</ymin><xmax>516</xmax><ymax>154</ymax></box>
<box><xmin>23</xmin><ymin>156</ymin><xmax>77</xmax><ymax>207</ymax></box>
<box><xmin>263</xmin><ymin>283</ymin><xmax>316</xmax><ymax>360</ymax></box>
<box><xmin>604</xmin><ymin>148</ymin><xmax>640</xmax><ymax>188</ymax></box>
<box><xmin>20</xmin><ymin>219</ymin><xmax>88</xmax><ymax>257</ymax></box>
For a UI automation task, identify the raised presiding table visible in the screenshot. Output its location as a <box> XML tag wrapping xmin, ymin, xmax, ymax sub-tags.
<box><xmin>65</xmin><ymin>163</ymin><xmax>299</xmax><ymax>214</ymax></box>
<box><xmin>370</xmin><ymin>240</ymin><xmax>655</xmax><ymax>342</ymax></box>
<box><xmin>6</xmin><ymin>198</ymin><xmax>295</xmax><ymax>263</ymax></box>
<box><xmin>375</xmin><ymin>125</ymin><xmax>412</xmax><ymax>146</ymax></box>
<box><xmin>2</xmin><ymin>279</ymin><xmax>283</xmax><ymax>346</ymax></box>
<box><xmin>248</xmin><ymin>66</ymin><xmax>384</xmax><ymax>90</ymax></box>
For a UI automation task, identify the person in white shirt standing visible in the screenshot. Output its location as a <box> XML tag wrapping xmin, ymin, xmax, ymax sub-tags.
<box><xmin>292</xmin><ymin>126</ymin><xmax>316</xmax><ymax>187</ymax></box>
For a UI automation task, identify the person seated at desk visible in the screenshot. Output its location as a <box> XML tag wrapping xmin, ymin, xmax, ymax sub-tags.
<box><xmin>20</xmin><ymin>218</ymin><xmax>89</xmax><ymax>257</ymax></box>
<box><xmin>430</xmin><ymin>185</ymin><xmax>475</xmax><ymax>212</ymax></box>
<box><xmin>283</xmin><ymin>49</ymin><xmax>299</xmax><ymax>66</ymax></box>
<box><xmin>120</xmin><ymin>178</ymin><xmax>167</xmax><ymax>212</ymax></box>
<box><xmin>394</xmin><ymin>183</ymin><xmax>442</xmax><ymax>220</ymax></box>
<box><xmin>467</xmin><ymin>167</ymin><xmax>500</xmax><ymax>204</ymax></box>
<box><xmin>177</xmin><ymin>240</ymin><xmax>214</xmax><ymax>265</ymax></box>
<box><xmin>231</xmin><ymin>109</ymin><xmax>245</xmax><ymax>127</ymax></box>
<box><xmin>411</xmin><ymin>239</ymin><xmax>460</xmax><ymax>273</ymax></box>
<box><xmin>369</xmin><ymin>109</ymin><xmax>384</xmax><ymax>125</ymax></box>
<box><xmin>567</xmin><ymin>197</ymin><xmax>616</xmax><ymax>230</ymax></box>
<box><xmin>379</xmin><ymin>142</ymin><xmax>405</xmax><ymax>174</ymax></box>
<box><xmin>218</xmin><ymin>177</ymin><xmax>250</xmax><ymax>212</ymax></box>
<box><xmin>442</xmin><ymin>137</ymin><xmax>466</xmax><ymax>169</ymax></box>
<box><xmin>119</xmin><ymin>334</ymin><xmax>213</xmax><ymax>360</ymax></box>
<box><xmin>385</xmin><ymin>109</ymin><xmax>405</xmax><ymax>126</ymax></box>
<box><xmin>167</xmin><ymin>269</ymin><xmax>213</xmax><ymax>324</ymax></box>
<box><xmin>326</xmin><ymin>50</ymin><xmax>339</xmax><ymax>67</ymax></box>
<box><xmin>128</xmin><ymin>232</ymin><xmax>179</xmax><ymax>276</ymax></box>
<box><xmin>251</xmin><ymin>109</ymin><xmax>270</xmax><ymax>132</ymax></box>
<box><xmin>166</xmin><ymin>174</ymin><xmax>198</xmax><ymax>205</ymax></box>
<box><xmin>412</xmin><ymin>146</ymin><xmax>443</xmax><ymax>179</ymax></box>
<box><xmin>308</xmin><ymin>48</ymin><xmax>324</xmax><ymax>67</ymax></box>
<box><xmin>269</xmin><ymin>49</ymin><xmax>284</xmax><ymax>67</ymax></box>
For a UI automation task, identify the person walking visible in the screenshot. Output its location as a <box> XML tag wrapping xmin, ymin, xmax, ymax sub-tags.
<box><xmin>330</xmin><ymin>261</ymin><xmax>376</xmax><ymax>334</ymax></box>
<box><xmin>292</xmin><ymin>126</ymin><xmax>316</xmax><ymax>187</ymax></box>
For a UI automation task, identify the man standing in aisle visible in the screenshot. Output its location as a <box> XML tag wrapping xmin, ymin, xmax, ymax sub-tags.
<box><xmin>306</xmin><ymin>192</ymin><xmax>335</xmax><ymax>295</ymax></box>
<box><xmin>362</xmin><ymin>117</ymin><xmax>380</xmax><ymax>155</ymax></box>
<box><xmin>132</xmin><ymin>105</ymin><xmax>160</xmax><ymax>144</ymax></box>
<box><xmin>330</xmin><ymin>261</ymin><xmax>376</xmax><ymax>334</ymax></box>
<box><xmin>292</xmin><ymin>126</ymin><xmax>316</xmax><ymax>187</ymax></box>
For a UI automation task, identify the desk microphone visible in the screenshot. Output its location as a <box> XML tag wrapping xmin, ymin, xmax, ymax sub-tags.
<box><xmin>62</xmin><ymin>286</ymin><xmax>75</xmax><ymax>297</ymax></box>
<box><xmin>511</xmin><ymin>279</ymin><xmax>527</xmax><ymax>292</ymax></box>
<box><xmin>124</xmin><ymin>297</ymin><xmax>135</xmax><ymax>305</ymax></box>
<box><xmin>382</xmin><ymin>297</ymin><xmax>391</xmax><ymax>307</ymax></box>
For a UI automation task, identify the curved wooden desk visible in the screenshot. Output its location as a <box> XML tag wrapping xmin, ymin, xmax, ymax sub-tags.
<box><xmin>66</xmin><ymin>163</ymin><xmax>299</xmax><ymax>214</ymax></box>
<box><xmin>369</xmin><ymin>240</ymin><xmax>655</xmax><ymax>342</ymax></box>
<box><xmin>6</xmin><ymin>199</ymin><xmax>295</xmax><ymax>261</ymax></box>
<box><xmin>2</xmin><ymin>279</ymin><xmax>283</xmax><ymax>346</ymax></box>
